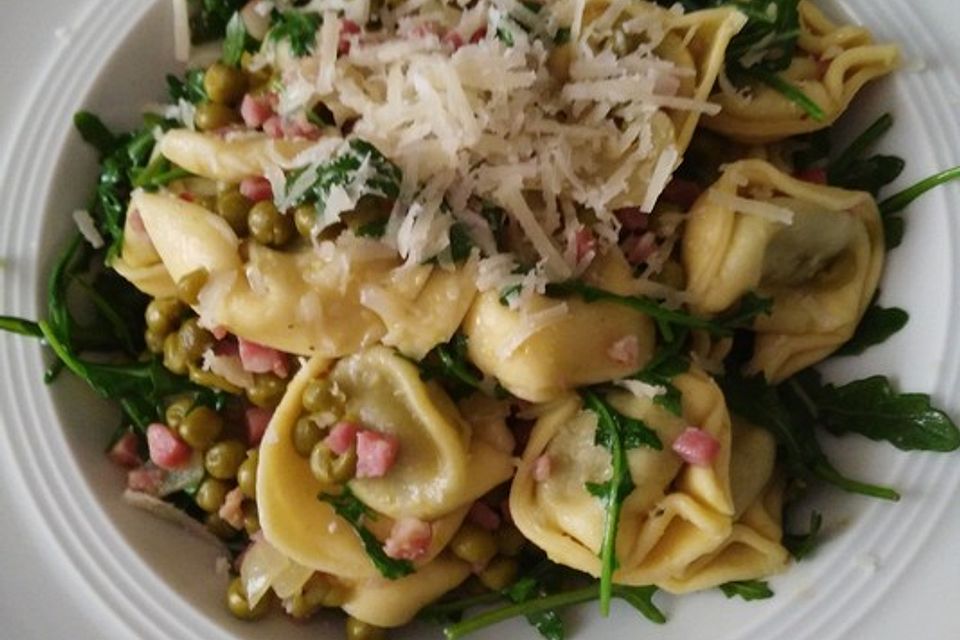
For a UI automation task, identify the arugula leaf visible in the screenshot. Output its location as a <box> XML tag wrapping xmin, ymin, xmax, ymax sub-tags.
<box><xmin>783</xmin><ymin>510</ymin><xmax>822</xmax><ymax>560</ymax></box>
<box><xmin>290</xmin><ymin>139</ymin><xmax>401</xmax><ymax>212</ymax></box>
<box><xmin>188</xmin><ymin>0</ymin><xmax>246</xmax><ymax>45</ymax></box>
<box><xmin>828</xmin><ymin>113</ymin><xmax>894</xmax><ymax>183</ymax></box>
<box><xmin>720</xmin><ymin>372</ymin><xmax>900</xmax><ymax>501</ymax></box>
<box><xmin>442</xmin><ymin>584</ymin><xmax>664</xmax><ymax>640</ymax></box>
<box><xmin>269</xmin><ymin>10</ymin><xmax>322</xmax><ymax>57</ymax></box>
<box><xmin>502</xmin><ymin>574</ymin><xmax>565</xmax><ymax>640</ymax></box>
<box><xmin>222</xmin><ymin>11</ymin><xmax>257</xmax><ymax>67</ymax></box>
<box><xmin>318</xmin><ymin>487</ymin><xmax>414</xmax><ymax>579</ymax></box>
<box><xmin>167</xmin><ymin>68</ymin><xmax>208</xmax><ymax>105</ymax></box>
<box><xmin>719</xmin><ymin>580</ymin><xmax>774</xmax><ymax>601</ymax></box>
<box><xmin>581</xmin><ymin>391</ymin><xmax>661</xmax><ymax>615</ymax></box>
<box><xmin>0</xmin><ymin>316</ymin><xmax>43</xmax><ymax>337</ymax></box>
<box><xmin>786</xmin><ymin>370</ymin><xmax>960</xmax><ymax>452</ymax></box>
<box><xmin>417</xmin><ymin>333</ymin><xmax>494</xmax><ymax>400</ymax></box>
<box><xmin>544</xmin><ymin>280</ymin><xmax>727</xmax><ymax>336</ymax></box>
<box><xmin>879</xmin><ymin>166</ymin><xmax>960</xmax><ymax>217</ymax></box>
<box><xmin>627</xmin><ymin>330</ymin><xmax>691</xmax><ymax>416</ymax></box>
<box><xmin>834</xmin><ymin>302</ymin><xmax>908</xmax><ymax>356</ymax></box>
<box><xmin>732</xmin><ymin>63</ymin><xmax>825</xmax><ymax>122</ymax></box>
<box><xmin>74</xmin><ymin>112</ymin><xmax>119</xmax><ymax>158</ymax></box>
<box><xmin>715</xmin><ymin>292</ymin><xmax>773</xmax><ymax>329</ymax></box>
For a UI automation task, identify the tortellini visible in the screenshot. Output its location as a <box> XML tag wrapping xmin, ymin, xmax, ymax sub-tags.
<box><xmin>683</xmin><ymin>159</ymin><xmax>883</xmax><ymax>382</ymax></box>
<box><xmin>257</xmin><ymin>348</ymin><xmax>513</xmax><ymax>580</ymax></box>
<box><xmin>703</xmin><ymin>1</ymin><xmax>900</xmax><ymax>144</ymax></box>
<box><xmin>566</xmin><ymin>2</ymin><xmax>746</xmax><ymax>209</ymax></box>
<box><xmin>509</xmin><ymin>367</ymin><xmax>787</xmax><ymax>592</ymax></box>
<box><xmin>158</xmin><ymin>129</ymin><xmax>315</xmax><ymax>182</ymax></box>
<box><xmin>127</xmin><ymin>189</ymin><xmax>477</xmax><ymax>359</ymax></box>
<box><xmin>110</xmin><ymin>204</ymin><xmax>177</xmax><ymax>298</ymax></box>
<box><xmin>463</xmin><ymin>248</ymin><xmax>657</xmax><ymax>402</ymax></box>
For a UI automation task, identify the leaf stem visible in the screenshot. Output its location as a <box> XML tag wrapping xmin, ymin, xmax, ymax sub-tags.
<box><xmin>828</xmin><ymin>113</ymin><xmax>893</xmax><ymax>179</ymax></box>
<box><xmin>879</xmin><ymin>166</ymin><xmax>960</xmax><ymax>216</ymax></box>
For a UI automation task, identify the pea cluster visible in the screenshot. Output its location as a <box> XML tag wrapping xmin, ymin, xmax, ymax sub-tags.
<box><xmin>293</xmin><ymin>377</ymin><xmax>357</xmax><ymax>485</ymax></box>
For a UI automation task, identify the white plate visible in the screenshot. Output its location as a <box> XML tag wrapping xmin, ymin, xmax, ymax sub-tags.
<box><xmin>1</xmin><ymin>1</ymin><xmax>959</xmax><ymax>638</ymax></box>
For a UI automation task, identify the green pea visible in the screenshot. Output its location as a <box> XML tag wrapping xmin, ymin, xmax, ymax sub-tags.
<box><xmin>450</xmin><ymin>525</ymin><xmax>497</xmax><ymax>566</ymax></box>
<box><xmin>204</xmin><ymin>62</ymin><xmax>248</xmax><ymax>106</ymax></box>
<box><xmin>195</xmin><ymin>102</ymin><xmax>240</xmax><ymax>132</ymax></box>
<box><xmin>195</xmin><ymin>477</ymin><xmax>230</xmax><ymax>513</ymax></box>
<box><xmin>179</xmin><ymin>405</ymin><xmax>224</xmax><ymax>450</ymax></box>
<box><xmin>248</xmin><ymin>201</ymin><xmax>294</xmax><ymax>247</ymax></box>
<box><xmin>478</xmin><ymin>557</ymin><xmax>518</xmax><ymax>591</ymax></box>
<box><xmin>246</xmin><ymin>373</ymin><xmax>286</xmax><ymax>408</ymax></box>
<box><xmin>163</xmin><ymin>332</ymin><xmax>189</xmax><ymax>375</ymax></box>
<box><xmin>292</xmin><ymin>416</ymin><xmax>324</xmax><ymax>458</ymax></box>
<box><xmin>205</xmin><ymin>513</ymin><xmax>239</xmax><ymax>540</ymax></box>
<box><xmin>226</xmin><ymin>577</ymin><xmax>272</xmax><ymax>620</ymax></box>
<box><xmin>237</xmin><ymin>450</ymin><xmax>258</xmax><ymax>498</ymax></box>
<box><xmin>333</xmin><ymin>445</ymin><xmax>357</xmax><ymax>483</ymax></box>
<box><xmin>176</xmin><ymin>268</ymin><xmax>209</xmax><ymax>306</ymax></box>
<box><xmin>177</xmin><ymin>317</ymin><xmax>215</xmax><ymax>362</ymax></box>
<box><xmin>216</xmin><ymin>189</ymin><xmax>252</xmax><ymax>235</ymax></box>
<box><xmin>164</xmin><ymin>397</ymin><xmax>195</xmax><ymax>430</ymax></box>
<box><xmin>287</xmin><ymin>573</ymin><xmax>340</xmax><ymax>619</ymax></box>
<box><xmin>242</xmin><ymin>501</ymin><xmax>260</xmax><ymax>535</ymax></box>
<box><xmin>145</xmin><ymin>297</ymin><xmax>184</xmax><ymax>336</ymax></box>
<box><xmin>345</xmin><ymin>617</ymin><xmax>386</xmax><ymax>640</ymax></box>
<box><xmin>294</xmin><ymin>204</ymin><xmax>318</xmax><ymax>239</ymax></box>
<box><xmin>145</xmin><ymin>329</ymin><xmax>166</xmax><ymax>354</ymax></box>
<box><xmin>309</xmin><ymin>442</ymin><xmax>337</xmax><ymax>485</ymax></box>
<box><xmin>205</xmin><ymin>439</ymin><xmax>247</xmax><ymax>480</ymax></box>
<box><xmin>188</xmin><ymin>365</ymin><xmax>243</xmax><ymax>395</ymax></box>
<box><xmin>301</xmin><ymin>378</ymin><xmax>339</xmax><ymax>413</ymax></box>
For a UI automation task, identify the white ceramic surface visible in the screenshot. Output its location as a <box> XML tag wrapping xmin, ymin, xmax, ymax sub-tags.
<box><xmin>1</xmin><ymin>1</ymin><xmax>959</xmax><ymax>638</ymax></box>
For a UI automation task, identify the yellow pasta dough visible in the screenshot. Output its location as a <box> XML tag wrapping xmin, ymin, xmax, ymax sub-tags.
<box><xmin>683</xmin><ymin>159</ymin><xmax>884</xmax><ymax>382</ymax></box>
<box><xmin>703</xmin><ymin>1</ymin><xmax>899</xmax><ymax>144</ymax></box>
<box><xmin>158</xmin><ymin>129</ymin><xmax>315</xmax><ymax>182</ymax></box>
<box><xmin>463</xmin><ymin>248</ymin><xmax>657</xmax><ymax>402</ymax></box>
<box><xmin>258</xmin><ymin>349</ymin><xmax>513</xmax><ymax>579</ymax></box>
<box><xmin>127</xmin><ymin>189</ymin><xmax>476</xmax><ymax>359</ymax></box>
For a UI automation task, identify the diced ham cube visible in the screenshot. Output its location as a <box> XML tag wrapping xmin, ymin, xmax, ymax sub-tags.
<box><xmin>214</xmin><ymin>336</ymin><xmax>239</xmax><ymax>357</ymax></box>
<box><xmin>467</xmin><ymin>501</ymin><xmax>501</xmax><ymax>532</ymax></box>
<box><xmin>324</xmin><ymin>421</ymin><xmax>360</xmax><ymax>456</ymax></box>
<box><xmin>672</xmin><ymin>427</ymin><xmax>721</xmax><ymax>467</ymax></box>
<box><xmin>244</xmin><ymin>406</ymin><xmax>273</xmax><ymax>447</ymax></box>
<box><xmin>238</xmin><ymin>337</ymin><xmax>289</xmax><ymax>378</ymax></box>
<box><xmin>383</xmin><ymin>517</ymin><xmax>432</xmax><ymax>561</ymax></box>
<box><xmin>211</xmin><ymin>325</ymin><xmax>229</xmax><ymax>341</ymax></box>
<box><xmin>239</xmin><ymin>177</ymin><xmax>273</xmax><ymax>203</ymax></box>
<box><xmin>355</xmin><ymin>430</ymin><xmax>400</xmax><ymax>478</ymax></box>
<box><xmin>127</xmin><ymin>465</ymin><xmax>166</xmax><ymax>496</ymax></box>
<box><xmin>794</xmin><ymin>167</ymin><xmax>828</xmax><ymax>185</ymax></box>
<box><xmin>661</xmin><ymin>178</ymin><xmax>702</xmax><ymax>210</ymax></box>
<box><xmin>533</xmin><ymin>454</ymin><xmax>552</xmax><ymax>482</ymax></box>
<box><xmin>284</xmin><ymin>118</ymin><xmax>322</xmax><ymax>141</ymax></box>
<box><xmin>614</xmin><ymin>207</ymin><xmax>649</xmax><ymax>232</ymax></box>
<box><xmin>443</xmin><ymin>31</ymin><xmax>464</xmax><ymax>50</ymax></box>
<box><xmin>339</xmin><ymin>19</ymin><xmax>361</xmax><ymax>54</ymax></box>
<box><xmin>574</xmin><ymin>227</ymin><xmax>596</xmax><ymax>263</ymax></box>
<box><xmin>623</xmin><ymin>231</ymin><xmax>658</xmax><ymax>266</ymax></box>
<box><xmin>108</xmin><ymin>432</ymin><xmax>142</xmax><ymax>469</ymax></box>
<box><xmin>146</xmin><ymin>423</ymin><xmax>193</xmax><ymax>470</ymax></box>
<box><xmin>219</xmin><ymin>486</ymin><xmax>246</xmax><ymax>529</ymax></box>
<box><xmin>240</xmin><ymin>93</ymin><xmax>274</xmax><ymax>129</ymax></box>
<box><xmin>607</xmin><ymin>335</ymin><xmax>640</xmax><ymax>367</ymax></box>
<box><xmin>263</xmin><ymin>115</ymin><xmax>284</xmax><ymax>139</ymax></box>
<box><xmin>470</xmin><ymin>27</ymin><xmax>487</xmax><ymax>44</ymax></box>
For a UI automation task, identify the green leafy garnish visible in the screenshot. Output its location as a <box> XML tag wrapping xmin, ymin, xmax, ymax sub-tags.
<box><xmin>834</xmin><ymin>302</ymin><xmax>908</xmax><ymax>356</ymax></box>
<box><xmin>318</xmin><ymin>487</ymin><xmax>414</xmax><ymax>579</ymax></box>
<box><xmin>783</xmin><ymin>510</ymin><xmax>822</xmax><ymax>560</ymax></box>
<box><xmin>269</xmin><ymin>10</ymin><xmax>322</xmax><ymax>57</ymax></box>
<box><xmin>167</xmin><ymin>68</ymin><xmax>208</xmax><ymax>105</ymax></box>
<box><xmin>0</xmin><ymin>316</ymin><xmax>43</xmax><ymax>338</ymax></box>
<box><xmin>719</xmin><ymin>580</ymin><xmax>774</xmax><ymax>601</ymax></box>
<box><xmin>582</xmin><ymin>391</ymin><xmax>661</xmax><ymax>615</ymax></box>
<box><xmin>879</xmin><ymin>166</ymin><xmax>960</xmax><ymax>216</ymax></box>
<box><xmin>786</xmin><ymin>370</ymin><xmax>960</xmax><ymax>452</ymax></box>
<box><xmin>720</xmin><ymin>372</ymin><xmax>900</xmax><ymax>501</ymax></box>
<box><xmin>442</xmin><ymin>584</ymin><xmax>664</xmax><ymax>640</ymax></box>
<box><xmin>188</xmin><ymin>0</ymin><xmax>246</xmax><ymax>45</ymax></box>
<box><xmin>289</xmin><ymin>139</ymin><xmax>401</xmax><ymax>212</ymax></box>
<box><xmin>223</xmin><ymin>11</ymin><xmax>257</xmax><ymax>67</ymax></box>
<box><xmin>732</xmin><ymin>64</ymin><xmax>825</xmax><ymax>122</ymax></box>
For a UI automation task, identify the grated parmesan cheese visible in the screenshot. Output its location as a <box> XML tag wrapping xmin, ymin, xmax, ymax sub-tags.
<box><xmin>707</xmin><ymin>190</ymin><xmax>795</xmax><ymax>225</ymax></box>
<box><xmin>72</xmin><ymin>209</ymin><xmax>105</xmax><ymax>249</ymax></box>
